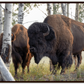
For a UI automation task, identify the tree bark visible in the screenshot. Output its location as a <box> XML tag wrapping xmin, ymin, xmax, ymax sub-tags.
<box><xmin>47</xmin><ymin>3</ymin><xmax>51</xmax><ymax>15</ymax></box>
<box><xmin>1</xmin><ymin>3</ymin><xmax>15</xmax><ymax>81</ymax></box>
<box><xmin>75</xmin><ymin>3</ymin><xmax>79</xmax><ymax>21</ymax></box>
<box><xmin>0</xmin><ymin>57</ymin><xmax>15</xmax><ymax>81</ymax></box>
<box><xmin>53</xmin><ymin>3</ymin><xmax>56</xmax><ymax>14</ymax></box>
<box><xmin>18</xmin><ymin>3</ymin><xmax>24</xmax><ymax>24</ymax></box>
<box><xmin>67</xmin><ymin>3</ymin><xmax>69</xmax><ymax>17</ymax></box>
<box><xmin>61</xmin><ymin>3</ymin><xmax>67</xmax><ymax>16</ymax></box>
<box><xmin>0</xmin><ymin>4</ymin><xmax>3</xmax><ymax>35</ymax></box>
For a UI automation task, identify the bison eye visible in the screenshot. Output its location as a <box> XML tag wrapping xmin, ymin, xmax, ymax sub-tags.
<box><xmin>30</xmin><ymin>47</ymin><xmax>37</xmax><ymax>53</ymax></box>
<box><xmin>38</xmin><ymin>40</ymin><xmax>43</xmax><ymax>45</ymax></box>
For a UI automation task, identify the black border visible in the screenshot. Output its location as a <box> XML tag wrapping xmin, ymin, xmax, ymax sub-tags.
<box><xmin>0</xmin><ymin>1</ymin><xmax>84</xmax><ymax>83</ymax></box>
<box><xmin>0</xmin><ymin>1</ymin><xmax>84</xmax><ymax>3</ymax></box>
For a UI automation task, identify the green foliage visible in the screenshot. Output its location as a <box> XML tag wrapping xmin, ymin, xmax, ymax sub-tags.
<box><xmin>12</xmin><ymin>3</ymin><xmax>40</xmax><ymax>26</ymax></box>
<box><xmin>53</xmin><ymin>3</ymin><xmax>61</xmax><ymax>14</ymax></box>
<box><xmin>77</xmin><ymin>69</ymin><xmax>81</xmax><ymax>78</ymax></box>
<box><xmin>78</xmin><ymin>3</ymin><xmax>84</xmax><ymax>22</ymax></box>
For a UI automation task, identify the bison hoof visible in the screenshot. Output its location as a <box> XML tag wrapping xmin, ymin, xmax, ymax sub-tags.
<box><xmin>22</xmin><ymin>71</ymin><xmax>25</xmax><ymax>74</ymax></box>
<box><xmin>51</xmin><ymin>71</ymin><xmax>56</xmax><ymax>75</ymax></box>
<box><xmin>60</xmin><ymin>71</ymin><xmax>65</xmax><ymax>75</ymax></box>
<box><xmin>14</xmin><ymin>74</ymin><xmax>18</xmax><ymax>78</ymax></box>
<box><xmin>74</xmin><ymin>67</ymin><xmax>79</xmax><ymax>71</ymax></box>
<box><xmin>27</xmin><ymin>70</ymin><xmax>29</xmax><ymax>73</ymax></box>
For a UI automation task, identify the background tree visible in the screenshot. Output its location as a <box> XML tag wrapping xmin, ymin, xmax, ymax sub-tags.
<box><xmin>53</xmin><ymin>3</ymin><xmax>61</xmax><ymax>14</ymax></box>
<box><xmin>67</xmin><ymin>3</ymin><xmax>69</xmax><ymax>17</ymax></box>
<box><xmin>47</xmin><ymin>3</ymin><xmax>51</xmax><ymax>15</ymax></box>
<box><xmin>12</xmin><ymin>3</ymin><xmax>40</xmax><ymax>26</ymax></box>
<box><xmin>78</xmin><ymin>3</ymin><xmax>84</xmax><ymax>22</ymax></box>
<box><xmin>75</xmin><ymin>3</ymin><xmax>79</xmax><ymax>21</ymax></box>
<box><xmin>61</xmin><ymin>3</ymin><xmax>67</xmax><ymax>16</ymax></box>
<box><xmin>0</xmin><ymin>4</ymin><xmax>3</xmax><ymax>35</ymax></box>
<box><xmin>18</xmin><ymin>3</ymin><xmax>24</xmax><ymax>24</ymax></box>
<box><xmin>53</xmin><ymin>3</ymin><xmax>56</xmax><ymax>14</ymax></box>
<box><xmin>1</xmin><ymin>3</ymin><xmax>15</xmax><ymax>81</ymax></box>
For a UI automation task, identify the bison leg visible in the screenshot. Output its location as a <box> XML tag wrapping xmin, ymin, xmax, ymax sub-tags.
<box><xmin>27</xmin><ymin>53</ymin><xmax>32</xmax><ymax>73</ymax></box>
<box><xmin>76</xmin><ymin>52</ymin><xmax>82</xmax><ymax>69</ymax></box>
<box><xmin>14</xmin><ymin>63</ymin><xmax>19</xmax><ymax>76</ymax></box>
<box><xmin>60</xmin><ymin>51</ymin><xmax>73</xmax><ymax>74</ymax></box>
<box><xmin>74</xmin><ymin>55</ymin><xmax>77</xmax><ymax>66</ymax></box>
<box><xmin>22</xmin><ymin>63</ymin><xmax>26</xmax><ymax>74</ymax></box>
<box><xmin>51</xmin><ymin>65</ymin><xmax>58</xmax><ymax>75</ymax></box>
<box><xmin>49</xmin><ymin>54</ymin><xmax>59</xmax><ymax>75</ymax></box>
<box><xmin>27</xmin><ymin>66</ymin><xmax>29</xmax><ymax>73</ymax></box>
<box><xmin>50</xmin><ymin>60</ymin><xmax>54</xmax><ymax>72</ymax></box>
<box><xmin>22</xmin><ymin>68</ymin><xmax>24</xmax><ymax>74</ymax></box>
<box><xmin>73</xmin><ymin>55</ymin><xmax>78</xmax><ymax>71</ymax></box>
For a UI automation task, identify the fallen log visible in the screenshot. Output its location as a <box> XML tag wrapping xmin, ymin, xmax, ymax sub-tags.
<box><xmin>0</xmin><ymin>56</ymin><xmax>15</xmax><ymax>81</ymax></box>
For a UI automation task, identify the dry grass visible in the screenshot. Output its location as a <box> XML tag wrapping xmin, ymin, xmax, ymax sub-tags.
<box><xmin>9</xmin><ymin>56</ymin><xmax>84</xmax><ymax>81</ymax></box>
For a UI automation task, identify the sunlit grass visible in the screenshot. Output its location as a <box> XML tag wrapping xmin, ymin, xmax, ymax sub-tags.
<box><xmin>9</xmin><ymin>56</ymin><xmax>84</xmax><ymax>81</ymax></box>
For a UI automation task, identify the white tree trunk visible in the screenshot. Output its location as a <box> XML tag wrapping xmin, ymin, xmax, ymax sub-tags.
<box><xmin>53</xmin><ymin>3</ymin><xmax>56</xmax><ymax>14</ymax></box>
<box><xmin>75</xmin><ymin>3</ymin><xmax>79</xmax><ymax>21</ymax></box>
<box><xmin>47</xmin><ymin>3</ymin><xmax>51</xmax><ymax>15</ymax></box>
<box><xmin>2</xmin><ymin>4</ymin><xmax>12</xmax><ymax>65</ymax></box>
<box><xmin>0</xmin><ymin>4</ymin><xmax>3</xmax><ymax>35</ymax></box>
<box><xmin>67</xmin><ymin>3</ymin><xmax>69</xmax><ymax>17</ymax></box>
<box><xmin>1</xmin><ymin>3</ymin><xmax>15</xmax><ymax>81</ymax></box>
<box><xmin>18</xmin><ymin>3</ymin><xmax>24</xmax><ymax>24</ymax></box>
<box><xmin>61</xmin><ymin>3</ymin><xmax>67</xmax><ymax>16</ymax></box>
<box><xmin>0</xmin><ymin>57</ymin><xmax>15</xmax><ymax>81</ymax></box>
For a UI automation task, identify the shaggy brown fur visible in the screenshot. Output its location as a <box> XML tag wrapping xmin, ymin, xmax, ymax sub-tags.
<box><xmin>45</xmin><ymin>15</ymin><xmax>84</xmax><ymax>71</ymax></box>
<box><xmin>12</xmin><ymin>24</ymin><xmax>33</xmax><ymax>75</ymax></box>
<box><xmin>60</xmin><ymin>15</ymin><xmax>84</xmax><ymax>69</ymax></box>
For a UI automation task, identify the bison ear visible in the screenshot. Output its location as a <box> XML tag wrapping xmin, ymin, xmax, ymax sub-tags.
<box><xmin>11</xmin><ymin>33</ymin><xmax>16</xmax><ymax>42</ymax></box>
<box><xmin>45</xmin><ymin>25</ymin><xmax>55</xmax><ymax>41</ymax></box>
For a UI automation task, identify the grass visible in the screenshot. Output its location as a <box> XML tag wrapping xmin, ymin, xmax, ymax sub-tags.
<box><xmin>9</xmin><ymin>57</ymin><xmax>84</xmax><ymax>81</ymax></box>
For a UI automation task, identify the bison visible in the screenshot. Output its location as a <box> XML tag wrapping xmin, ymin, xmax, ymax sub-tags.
<box><xmin>0</xmin><ymin>24</ymin><xmax>33</xmax><ymax>75</ymax></box>
<box><xmin>11</xmin><ymin>24</ymin><xmax>33</xmax><ymax>75</ymax></box>
<box><xmin>28</xmin><ymin>14</ymin><xmax>84</xmax><ymax>74</ymax></box>
<box><xmin>28</xmin><ymin>15</ymin><xmax>74</xmax><ymax>74</ymax></box>
<box><xmin>50</xmin><ymin>15</ymin><xmax>84</xmax><ymax>72</ymax></box>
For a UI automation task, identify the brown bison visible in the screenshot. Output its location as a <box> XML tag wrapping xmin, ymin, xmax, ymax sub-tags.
<box><xmin>28</xmin><ymin>14</ymin><xmax>84</xmax><ymax>74</ymax></box>
<box><xmin>12</xmin><ymin>24</ymin><xmax>33</xmax><ymax>75</ymax></box>
<box><xmin>50</xmin><ymin>15</ymin><xmax>83</xmax><ymax>72</ymax></box>
<box><xmin>28</xmin><ymin>15</ymin><xmax>73</xmax><ymax>74</ymax></box>
<box><xmin>0</xmin><ymin>24</ymin><xmax>33</xmax><ymax>75</ymax></box>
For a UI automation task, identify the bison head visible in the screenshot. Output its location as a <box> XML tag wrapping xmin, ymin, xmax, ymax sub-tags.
<box><xmin>28</xmin><ymin>22</ymin><xmax>55</xmax><ymax>64</ymax></box>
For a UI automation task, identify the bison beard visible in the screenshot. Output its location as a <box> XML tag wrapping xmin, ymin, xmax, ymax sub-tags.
<box><xmin>28</xmin><ymin>15</ymin><xmax>74</xmax><ymax>74</ymax></box>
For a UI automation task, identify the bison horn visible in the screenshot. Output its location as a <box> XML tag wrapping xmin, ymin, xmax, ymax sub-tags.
<box><xmin>43</xmin><ymin>26</ymin><xmax>50</xmax><ymax>36</ymax></box>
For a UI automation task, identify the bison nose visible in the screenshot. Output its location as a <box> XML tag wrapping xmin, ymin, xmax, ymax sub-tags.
<box><xmin>30</xmin><ymin>47</ymin><xmax>36</xmax><ymax>53</ymax></box>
